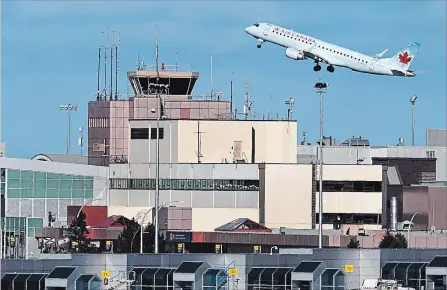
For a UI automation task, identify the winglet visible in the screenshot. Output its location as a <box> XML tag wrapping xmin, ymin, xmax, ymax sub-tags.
<box><xmin>375</xmin><ymin>48</ymin><xmax>388</xmax><ymax>58</ymax></box>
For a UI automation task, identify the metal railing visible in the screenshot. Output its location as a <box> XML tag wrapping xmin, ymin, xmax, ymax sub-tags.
<box><xmin>137</xmin><ymin>64</ymin><xmax>190</xmax><ymax>72</ymax></box>
<box><xmin>110</xmin><ymin>155</ymin><xmax>128</xmax><ymax>164</ymax></box>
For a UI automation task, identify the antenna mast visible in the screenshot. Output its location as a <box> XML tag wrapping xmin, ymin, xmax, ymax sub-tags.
<box><xmin>114</xmin><ymin>31</ymin><xmax>120</xmax><ymax>100</ymax></box>
<box><xmin>97</xmin><ymin>46</ymin><xmax>101</xmax><ymax>100</ymax></box>
<box><xmin>102</xmin><ymin>28</ymin><xmax>109</xmax><ymax>98</ymax></box>
<box><xmin>110</xmin><ymin>35</ymin><xmax>113</xmax><ymax>101</ymax></box>
<box><xmin>243</xmin><ymin>79</ymin><xmax>253</xmax><ymax>120</ymax></box>
<box><xmin>175</xmin><ymin>50</ymin><xmax>179</xmax><ymax>72</ymax></box>
<box><xmin>230</xmin><ymin>74</ymin><xmax>233</xmax><ymax>119</ymax></box>
<box><xmin>156</xmin><ymin>25</ymin><xmax>160</xmax><ymax>83</ymax></box>
<box><xmin>195</xmin><ymin>121</ymin><xmax>205</xmax><ymax>163</ymax></box>
<box><xmin>210</xmin><ymin>55</ymin><xmax>213</xmax><ymax>99</ymax></box>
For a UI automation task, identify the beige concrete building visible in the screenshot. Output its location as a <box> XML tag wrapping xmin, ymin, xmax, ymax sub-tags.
<box><xmin>108</xmin><ymin>163</ymin><xmax>383</xmax><ymax>232</ymax></box>
<box><xmin>129</xmin><ymin>119</ymin><xmax>298</xmax><ymax>164</ymax></box>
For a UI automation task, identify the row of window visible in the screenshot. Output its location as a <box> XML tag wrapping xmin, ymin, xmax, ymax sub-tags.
<box><xmin>131</xmin><ymin>128</ymin><xmax>165</xmax><ymax>140</ymax></box>
<box><xmin>88</xmin><ymin>117</ymin><xmax>109</xmax><ymax>128</ymax></box>
<box><xmin>274</xmin><ymin>30</ymin><xmax>369</xmax><ymax>64</ymax></box>
<box><xmin>7</xmin><ymin>170</ymin><xmax>94</xmax><ymax>181</ymax></box>
<box><xmin>7</xmin><ymin>179</ymin><xmax>94</xmax><ymax>190</ymax></box>
<box><xmin>7</xmin><ymin>188</ymin><xmax>94</xmax><ymax>199</ymax></box>
<box><xmin>316</xmin><ymin>181</ymin><xmax>382</xmax><ymax>192</ymax></box>
<box><xmin>316</xmin><ymin>213</ymin><xmax>381</xmax><ymax>225</ymax></box>
<box><xmin>110</xmin><ymin>178</ymin><xmax>260</xmax><ymax>191</ymax></box>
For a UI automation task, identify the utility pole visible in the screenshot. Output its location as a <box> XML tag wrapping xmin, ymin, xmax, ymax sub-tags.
<box><xmin>59</xmin><ymin>104</ymin><xmax>78</xmax><ymax>154</ymax></box>
<box><xmin>314</xmin><ymin>81</ymin><xmax>328</xmax><ymax>249</ymax></box>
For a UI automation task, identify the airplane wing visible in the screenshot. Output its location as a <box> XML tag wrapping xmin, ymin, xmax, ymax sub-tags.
<box><xmin>302</xmin><ymin>43</ymin><xmax>339</xmax><ymax>65</ymax></box>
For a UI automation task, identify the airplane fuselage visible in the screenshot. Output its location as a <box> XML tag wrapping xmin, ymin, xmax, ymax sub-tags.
<box><xmin>245</xmin><ymin>23</ymin><xmax>418</xmax><ymax>77</ymax></box>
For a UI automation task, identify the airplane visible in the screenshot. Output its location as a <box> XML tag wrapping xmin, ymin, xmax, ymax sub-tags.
<box><xmin>245</xmin><ymin>23</ymin><xmax>421</xmax><ymax>77</ymax></box>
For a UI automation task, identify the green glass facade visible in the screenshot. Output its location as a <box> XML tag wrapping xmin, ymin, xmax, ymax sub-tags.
<box><xmin>6</xmin><ymin>169</ymin><xmax>94</xmax><ymax>199</ymax></box>
<box><xmin>0</xmin><ymin>217</ymin><xmax>43</xmax><ymax>237</ymax></box>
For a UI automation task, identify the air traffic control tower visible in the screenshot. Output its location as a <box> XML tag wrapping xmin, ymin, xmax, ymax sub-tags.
<box><xmin>88</xmin><ymin>62</ymin><xmax>232</xmax><ymax>166</ymax></box>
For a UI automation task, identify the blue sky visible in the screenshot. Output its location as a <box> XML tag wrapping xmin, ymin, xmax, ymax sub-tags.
<box><xmin>1</xmin><ymin>0</ymin><xmax>446</xmax><ymax>158</ymax></box>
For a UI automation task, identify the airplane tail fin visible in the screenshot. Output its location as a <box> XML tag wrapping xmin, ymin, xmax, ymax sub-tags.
<box><xmin>386</xmin><ymin>42</ymin><xmax>420</xmax><ymax>71</ymax></box>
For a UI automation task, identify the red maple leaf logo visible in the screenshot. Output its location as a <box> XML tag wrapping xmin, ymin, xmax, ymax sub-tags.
<box><xmin>399</xmin><ymin>51</ymin><xmax>412</xmax><ymax>64</ymax></box>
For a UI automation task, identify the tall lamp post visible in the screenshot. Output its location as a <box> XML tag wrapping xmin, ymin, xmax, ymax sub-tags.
<box><xmin>410</xmin><ymin>95</ymin><xmax>417</xmax><ymax>146</ymax></box>
<box><xmin>148</xmin><ymin>83</ymin><xmax>169</xmax><ymax>254</ymax></box>
<box><xmin>314</xmin><ymin>81</ymin><xmax>328</xmax><ymax>249</ymax></box>
<box><xmin>60</xmin><ymin>104</ymin><xmax>78</xmax><ymax>154</ymax></box>
<box><xmin>407</xmin><ymin>211</ymin><xmax>422</xmax><ymax>248</ymax></box>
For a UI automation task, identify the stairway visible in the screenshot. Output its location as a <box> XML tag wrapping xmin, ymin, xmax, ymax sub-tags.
<box><xmin>108</xmin><ymin>271</ymin><xmax>136</xmax><ymax>290</ymax></box>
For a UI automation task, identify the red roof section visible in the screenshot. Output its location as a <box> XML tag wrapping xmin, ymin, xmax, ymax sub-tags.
<box><xmin>92</xmin><ymin>215</ymin><xmax>130</xmax><ymax>229</ymax></box>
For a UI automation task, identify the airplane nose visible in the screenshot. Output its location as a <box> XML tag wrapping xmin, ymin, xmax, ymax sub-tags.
<box><xmin>245</xmin><ymin>27</ymin><xmax>251</xmax><ymax>34</ymax></box>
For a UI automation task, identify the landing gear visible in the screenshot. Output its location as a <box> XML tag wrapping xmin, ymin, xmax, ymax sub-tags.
<box><xmin>313</xmin><ymin>64</ymin><xmax>321</xmax><ymax>72</ymax></box>
<box><xmin>257</xmin><ymin>39</ymin><xmax>264</xmax><ymax>48</ymax></box>
<box><xmin>257</xmin><ymin>44</ymin><xmax>262</xmax><ymax>48</ymax></box>
<box><xmin>327</xmin><ymin>65</ymin><xmax>335</xmax><ymax>73</ymax></box>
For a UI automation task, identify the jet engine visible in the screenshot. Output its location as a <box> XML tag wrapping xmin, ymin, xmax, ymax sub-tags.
<box><xmin>285</xmin><ymin>48</ymin><xmax>305</xmax><ymax>60</ymax></box>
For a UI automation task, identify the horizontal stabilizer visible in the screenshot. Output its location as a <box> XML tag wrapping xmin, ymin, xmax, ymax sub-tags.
<box><xmin>375</xmin><ymin>48</ymin><xmax>388</xmax><ymax>58</ymax></box>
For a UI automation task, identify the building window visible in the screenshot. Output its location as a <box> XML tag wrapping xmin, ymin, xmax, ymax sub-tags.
<box><xmin>426</xmin><ymin>150</ymin><xmax>435</xmax><ymax>158</ymax></box>
<box><xmin>151</xmin><ymin>128</ymin><xmax>164</xmax><ymax>139</ymax></box>
<box><xmin>6</xmin><ymin>169</ymin><xmax>95</xmax><ymax>199</ymax></box>
<box><xmin>316</xmin><ymin>181</ymin><xmax>382</xmax><ymax>192</ymax></box>
<box><xmin>131</xmin><ymin>128</ymin><xmax>149</xmax><ymax>139</ymax></box>
<box><xmin>109</xmin><ymin>178</ymin><xmax>260</xmax><ymax>191</ymax></box>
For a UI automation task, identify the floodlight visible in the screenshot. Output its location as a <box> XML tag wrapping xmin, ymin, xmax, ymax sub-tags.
<box><xmin>314</xmin><ymin>82</ymin><xmax>328</xmax><ymax>89</ymax></box>
<box><xmin>410</xmin><ymin>95</ymin><xmax>417</xmax><ymax>104</ymax></box>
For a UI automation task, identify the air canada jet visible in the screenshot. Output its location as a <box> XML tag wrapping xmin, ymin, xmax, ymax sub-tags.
<box><xmin>245</xmin><ymin>23</ymin><xmax>421</xmax><ymax>77</ymax></box>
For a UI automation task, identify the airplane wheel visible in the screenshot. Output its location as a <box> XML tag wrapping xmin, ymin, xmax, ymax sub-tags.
<box><xmin>313</xmin><ymin>65</ymin><xmax>321</xmax><ymax>72</ymax></box>
<box><xmin>257</xmin><ymin>44</ymin><xmax>262</xmax><ymax>48</ymax></box>
<box><xmin>327</xmin><ymin>66</ymin><xmax>335</xmax><ymax>73</ymax></box>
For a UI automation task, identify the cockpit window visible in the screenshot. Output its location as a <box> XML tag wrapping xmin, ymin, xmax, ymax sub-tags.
<box><xmin>254</xmin><ymin>23</ymin><xmax>259</xmax><ymax>27</ymax></box>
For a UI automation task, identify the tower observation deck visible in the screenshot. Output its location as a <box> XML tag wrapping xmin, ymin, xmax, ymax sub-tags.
<box><xmin>127</xmin><ymin>63</ymin><xmax>199</xmax><ymax>100</ymax></box>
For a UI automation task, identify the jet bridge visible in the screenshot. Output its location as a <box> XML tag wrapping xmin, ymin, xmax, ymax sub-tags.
<box><xmin>246</xmin><ymin>267</ymin><xmax>294</xmax><ymax>289</ymax></box>
<box><xmin>291</xmin><ymin>261</ymin><xmax>326</xmax><ymax>290</ymax></box>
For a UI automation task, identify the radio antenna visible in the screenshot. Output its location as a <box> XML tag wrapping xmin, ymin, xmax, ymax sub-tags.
<box><xmin>155</xmin><ymin>25</ymin><xmax>160</xmax><ymax>84</ymax></box>
<box><xmin>97</xmin><ymin>46</ymin><xmax>101</xmax><ymax>100</ymax></box>
<box><xmin>103</xmin><ymin>27</ymin><xmax>108</xmax><ymax>98</ymax></box>
<box><xmin>114</xmin><ymin>31</ymin><xmax>120</xmax><ymax>100</ymax></box>
<box><xmin>110</xmin><ymin>34</ymin><xmax>113</xmax><ymax>101</ymax></box>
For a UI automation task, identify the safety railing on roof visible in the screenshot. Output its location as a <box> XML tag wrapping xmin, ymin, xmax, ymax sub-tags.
<box><xmin>137</xmin><ymin>64</ymin><xmax>190</xmax><ymax>72</ymax></box>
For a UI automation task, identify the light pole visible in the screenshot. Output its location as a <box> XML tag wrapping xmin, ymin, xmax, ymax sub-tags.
<box><xmin>407</xmin><ymin>211</ymin><xmax>422</xmax><ymax>248</ymax></box>
<box><xmin>76</xmin><ymin>198</ymin><xmax>102</xmax><ymax>218</ymax></box>
<box><xmin>270</xmin><ymin>246</ymin><xmax>278</xmax><ymax>255</ymax></box>
<box><xmin>148</xmin><ymin>83</ymin><xmax>169</xmax><ymax>254</ymax></box>
<box><xmin>131</xmin><ymin>200</ymin><xmax>181</xmax><ymax>253</ymax></box>
<box><xmin>59</xmin><ymin>104</ymin><xmax>78</xmax><ymax>154</ymax></box>
<box><xmin>410</xmin><ymin>95</ymin><xmax>417</xmax><ymax>146</ymax></box>
<box><xmin>314</xmin><ymin>81</ymin><xmax>328</xmax><ymax>249</ymax></box>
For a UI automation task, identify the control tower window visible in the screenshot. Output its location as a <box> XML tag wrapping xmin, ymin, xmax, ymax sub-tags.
<box><xmin>150</xmin><ymin>128</ymin><xmax>164</xmax><ymax>140</ymax></box>
<box><xmin>131</xmin><ymin>128</ymin><xmax>149</xmax><ymax>139</ymax></box>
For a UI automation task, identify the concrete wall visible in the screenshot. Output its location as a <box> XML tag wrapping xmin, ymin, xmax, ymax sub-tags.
<box><xmin>403</xmin><ymin>184</ymin><xmax>447</xmax><ymax>230</ymax></box>
<box><xmin>108</xmin><ymin>163</ymin><xmax>260</xmax><ymax>231</ymax></box>
<box><xmin>129</xmin><ymin>119</ymin><xmax>298</xmax><ymax>164</ymax></box>
<box><xmin>316</xmin><ymin>165</ymin><xmax>383</xmax><ymax>216</ymax></box>
<box><xmin>260</xmin><ymin>164</ymin><xmax>313</xmax><ymax>229</ymax></box>
<box><xmin>297</xmin><ymin>145</ymin><xmax>447</xmax><ymax>182</ymax></box>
